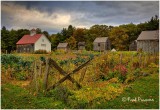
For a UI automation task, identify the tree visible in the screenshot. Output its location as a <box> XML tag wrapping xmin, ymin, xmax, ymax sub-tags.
<box><xmin>109</xmin><ymin>27</ymin><xmax>129</xmax><ymax>50</ymax></box>
<box><xmin>89</xmin><ymin>25</ymin><xmax>110</xmax><ymax>37</ymax></box>
<box><xmin>66</xmin><ymin>36</ymin><xmax>77</xmax><ymax>50</ymax></box>
<box><xmin>73</xmin><ymin>28</ymin><xmax>86</xmax><ymax>43</ymax></box>
<box><xmin>119</xmin><ymin>23</ymin><xmax>140</xmax><ymax>45</ymax></box>
<box><xmin>36</xmin><ymin>28</ymin><xmax>42</xmax><ymax>34</ymax></box>
<box><xmin>50</xmin><ymin>34</ymin><xmax>59</xmax><ymax>50</ymax></box>
<box><xmin>1</xmin><ymin>26</ymin><xmax>10</xmax><ymax>52</ymax></box>
<box><xmin>67</xmin><ymin>25</ymin><xmax>75</xmax><ymax>38</ymax></box>
<box><xmin>146</xmin><ymin>15</ymin><xmax>159</xmax><ymax>30</ymax></box>
<box><xmin>43</xmin><ymin>31</ymin><xmax>49</xmax><ymax>38</ymax></box>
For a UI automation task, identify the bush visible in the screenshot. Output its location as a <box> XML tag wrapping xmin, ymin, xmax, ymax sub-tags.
<box><xmin>67</xmin><ymin>95</ymin><xmax>88</xmax><ymax>109</ymax></box>
<box><xmin>34</xmin><ymin>50</ymin><xmax>48</xmax><ymax>54</ymax></box>
<box><xmin>133</xmin><ymin>68</ymin><xmax>142</xmax><ymax>77</ymax></box>
<box><xmin>15</xmin><ymin>71</ymin><xmax>28</xmax><ymax>80</ymax></box>
<box><xmin>1</xmin><ymin>54</ymin><xmax>33</xmax><ymax>80</ymax></box>
<box><xmin>47</xmin><ymin>86</ymin><xmax>72</xmax><ymax>103</ymax></box>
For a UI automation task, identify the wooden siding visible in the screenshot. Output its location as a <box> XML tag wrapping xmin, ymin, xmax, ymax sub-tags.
<box><xmin>34</xmin><ymin>35</ymin><xmax>51</xmax><ymax>52</ymax></box>
<box><xmin>137</xmin><ymin>40</ymin><xmax>159</xmax><ymax>53</ymax></box>
<box><xmin>57</xmin><ymin>47</ymin><xmax>68</xmax><ymax>51</ymax></box>
<box><xmin>93</xmin><ymin>39</ymin><xmax>111</xmax><ymax>51</ymax></box>
<box><xmin>78</xmin><ymin>46</ymin><xmax>85</xmax><ymax>50</ymax></box>
<box><xmin>17</xmin><ymin>44</ymin><xmax>34</xmax><ymax>53</ymax></box>
<box><xmin>129</xmin><ymin>41</ymin><xmax>137</xmax><ymax>51</ymax></box>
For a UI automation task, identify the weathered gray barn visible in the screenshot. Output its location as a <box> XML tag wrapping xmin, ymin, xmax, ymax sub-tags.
<box><xmin>137</xmin><ymin>30</ymin><xmax>159</xmax><ymax>53</ymax></box>
<box><xmin>78</xmin><ymin>42</ymin><xmax>85</xmax><ymax>50</ymax></box>
<box><xmin>93</xmin><ymin>37</ymin><xmax>111</xmax><ymax>51</ymax></box>
<box><xmin>57</xmin><ymin>43</ymin><xmax>69</xmax><ymax>51</ymax></box>
<box><xmin>129</xmin><ymin>40</ymin><xmax>137</xmax><ymax>51</ymax></box>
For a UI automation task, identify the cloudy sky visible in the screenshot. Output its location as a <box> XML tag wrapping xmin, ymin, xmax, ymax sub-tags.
<box><xmin>1</xmin><ymin>1</ymin><xmax>159</xmax><ymax>34</ymax></box>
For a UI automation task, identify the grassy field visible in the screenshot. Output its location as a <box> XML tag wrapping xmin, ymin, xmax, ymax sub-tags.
<box><xmin>1</xmin><ymin>73</ymin><xmax>159</xmax><ymax>109</ymax></box>
<box><xmin>1</xmin><ymin>51</ymin><xmax>159</xmax><ymax>109</ymax></box>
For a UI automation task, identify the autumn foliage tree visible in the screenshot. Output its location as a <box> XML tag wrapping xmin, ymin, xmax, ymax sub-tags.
<box><xmin>66</xmin><ymin>36</ymin><xmax>77</xmax><ymax>50</ymax></box>
<box><xmin>1</xmin><ymin>15</ymin><xmax>159</xmax><ymax>52</ymax></box>
<box><xmin>109</xmin><ymin>27</ymin><xmax>129</xmax><ymax>50</ymax></box>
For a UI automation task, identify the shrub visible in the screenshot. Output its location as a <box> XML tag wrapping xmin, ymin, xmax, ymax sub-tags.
<box><xmin>113</xmin><ymin>65</ymin><xmax>127</xmax><ymax>82</ymax></box>
<box><xmin>133</xmin><ymin>68</ymin><xmax>142</xmax><ymax>77</ymax></box>
<box><xmin>1</xmin><ymin>54</ymin><xmax>33</xmax><ymax>80</ymax></box>
<box><xmin>47</xmin><ymin>86</ymin><xmax>72</xmax><ymax>103</ymax></box>
<box><xmin>125</xmin><ymin>73</ymin><xmax>136</xmax><ymax>84</ymax></box>
<box><xmin>34</xmin><ymin>50</ymin><xmax>48</xmax><ymax>54</ymax></box>
<box><xmin>67</xmin><ymin>95</ymin><xmax>88</xmax><ymax>109</ymax></box>
<box><xmin>14</xmin><ymin>71</ymin><xmax>28</xmax><ymax>80</ymax></box>
<box><xmin>108</xmin><ymin>77</ymin><xmax>119</xmax><ymax>83</ymax></box>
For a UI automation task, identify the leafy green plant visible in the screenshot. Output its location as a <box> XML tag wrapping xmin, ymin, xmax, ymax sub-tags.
<box><xmin>1</xmin><ymin>54</ymin><xmax>34</xmax><ymax>80</ymax></box>
<box><xmin>34</xmin><ymin>50</ymin><xmax>48</xmax><ymax>54</ymax></box>
<box><xmin>47</xmin><ymin>85</ymin><xmax>72</xmax><ymax>103</ymax></box>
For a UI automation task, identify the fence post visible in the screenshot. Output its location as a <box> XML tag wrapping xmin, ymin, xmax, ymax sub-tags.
<box><xmin>39</xmin><ymin>61</ymin><xmax>42</xmax><ymax>77</ymax></box>
<box><xmin>43</xmin><ymin>58</ymin><xmax>50</xmax><ymax>92</ymax></box>
<box><xmin>34</xmin><ymin>61</ymin><xmax>38</xmax><ymax>94</ymax></box>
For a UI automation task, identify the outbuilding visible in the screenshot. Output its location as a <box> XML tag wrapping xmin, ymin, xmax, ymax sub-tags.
<box><xmin>137</xmin><ymin>30</ymin><xmax>159</xmax><ymax>53</ymax></box>
<box><xmin>93</xmin><ymin>37</ymin><xmax>111</xmax><ymax>51</ymax></box>
<box><xmin>57</xmin><ymin>43</ymin><xmax>69</xmax><ymax>51</ymax></box>
<box><xmin>78</xmin><ymin>42</ymin><xmax>85</xmax><ymax>50</ymax></box>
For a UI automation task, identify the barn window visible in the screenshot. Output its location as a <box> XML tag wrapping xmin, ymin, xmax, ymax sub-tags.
<box><xmin>41</xmin><ymin>44</ymin><xmax>46</xmax><ymax>47</ymax></box>
<box><xmin>98</xmin><ymin>43</ymin><xmax>100</xmax><ymax>46</ymax></box>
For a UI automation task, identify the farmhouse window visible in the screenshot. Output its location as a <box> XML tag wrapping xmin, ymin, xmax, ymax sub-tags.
<box><xmin>98</xmin><ymin>43</ymin><xmax>100</xmax><ymax>46</ymax></box>
<box><xmin>42</xmin><ymin>39</ymin><xmax>44</xmax><ymax>42</ymax></box>
<box><xmin>24</xmin><ymin>48</ymin><xmax>26</xmax><ymax>50</ymax></box>
<box><xmin>41</xmin><ymin>44</ymin><xmax>46</xmax><ymax>47</ymax></box>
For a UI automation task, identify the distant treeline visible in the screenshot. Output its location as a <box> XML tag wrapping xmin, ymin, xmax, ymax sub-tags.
<box><xmin>1</xmin><ymin>15</ymin><xmax>159</xmax><ymax>53</ymax></box>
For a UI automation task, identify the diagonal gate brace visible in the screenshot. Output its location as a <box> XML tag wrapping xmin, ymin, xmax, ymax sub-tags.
<box><xmin>47</xmin><ymin>58</ymin><xmax>91</xmax><ymax>91</ymax></box>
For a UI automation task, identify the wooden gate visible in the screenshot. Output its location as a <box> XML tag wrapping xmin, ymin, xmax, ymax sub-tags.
<box><xmin>42</xmin><ymin>58</ymin><xmax>92</xmax><ymax>92</ymax></box>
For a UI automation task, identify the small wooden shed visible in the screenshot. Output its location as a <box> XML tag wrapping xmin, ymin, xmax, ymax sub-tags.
<box><xmin>137</xmin><ymin>30</ymin><xmax>159</xmax><ymax>53</ymax></box>
<box><xmin>57</xmin><ymin>43</ymin><xmax>69</xmax><ymax>51</ymax></box>
<box><xmin>129</xmin><ymin>40</ymin><xmax>137</xmax><ymax>51</ymax></box>
<box><xmin>93</xmin><ymin>37</ymin><xmax>111</xmax><ymax>51</ymax></box>
<box><xmin>78</xmin><ymin>42</ymin><xmax>85</xmax><ymax>50</ymax></box>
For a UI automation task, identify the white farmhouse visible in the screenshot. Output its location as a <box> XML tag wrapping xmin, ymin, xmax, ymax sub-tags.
<box><xmin>16</xmin><ymin>29</ymin><xmax>51</xmax><ymax>53</ymax></box>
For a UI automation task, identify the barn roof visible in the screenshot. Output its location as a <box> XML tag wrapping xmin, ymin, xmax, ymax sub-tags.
<box><xmin>57</xmin><ymin>43</ymin><xmax>68</xmax><ymax>48</ymax></box>
<box><xmin>16</xmin><ymin>34</ymin><xmax>42</xmax><ymax>44</ymax></box>
<box><xmin>94</xmin><ymin>37</ymin><xmax>108</xmax><ymax>43</ymax></box>
<box><xmin>137</xmin><ymin>30</ymin><xmax>159</xmax><ymax>40</ymax></box>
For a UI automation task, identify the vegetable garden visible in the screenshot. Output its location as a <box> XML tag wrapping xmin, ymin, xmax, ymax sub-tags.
<box><xmin>1</xmin><ymin>51</ymin><xmax>159</xmax><ymax>109</ymax></box>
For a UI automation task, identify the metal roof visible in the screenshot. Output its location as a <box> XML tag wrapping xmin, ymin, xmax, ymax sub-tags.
<box><xmin>94</xmin><ymin>37</ymin><xmax>108</xmax><ymax>43</ymax></box>
<box><xmin>137</xmin><ymin>30</ymin><xmax>159</xmax><ymax>40</ymax></box>
<box><xmin>57</xmin><ymin>43</ymin><xmax>68</xmax><ymax>48</ymax></box>
<box><xmin>16</xmin><ymin>34</ymin><xmax>42</xmax><ymax>44</ymax></box>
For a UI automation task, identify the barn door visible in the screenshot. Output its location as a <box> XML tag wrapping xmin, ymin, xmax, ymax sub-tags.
<box><xmin>100</xmin><ymin>43</ymin><xmax>105</xmax><ymax>51</ymax></box>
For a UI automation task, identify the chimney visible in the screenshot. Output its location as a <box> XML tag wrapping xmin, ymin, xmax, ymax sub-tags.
<box><xmin>30</xmin><ymin>28</ymin><xmax>36</xmax><ymax>36</ymax></box>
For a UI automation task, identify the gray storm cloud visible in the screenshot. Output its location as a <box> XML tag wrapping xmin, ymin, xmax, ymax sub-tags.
<box><xmin>1</xmin><ymin>1</ymin><xmax>159</xmax><ymax>34</ymax></box>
